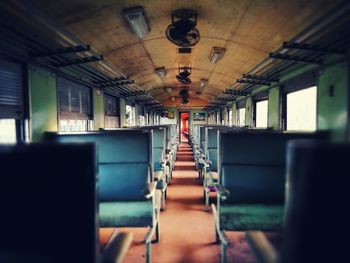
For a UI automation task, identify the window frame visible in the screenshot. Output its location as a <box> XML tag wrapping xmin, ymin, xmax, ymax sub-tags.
<box><xmin>57</xmin><ymin>77</ymin><xmax>93</xmax><ymax>132</ymax></box>
<box><xmin>283</xmin><ymin>85</ymin><xmax>317</xmax><ymax>131</ymax></box>
<box><xmin>125</xmin><ymin>103</ymin><xmax>136</xmax><ymax>127</ymax></box>
<box><xmin>0</xmin><ymin>59</ymin><xmax>28</xmax><ymax>143</ymax></box>
<box><xmin>281</xmin><ymin>70</ymin><xmax>318</xmax><ymax>131</ymax></box>
<box><xmin>228</xmin><ymin>107</ymin><xmax>233</xmax><ymax>126</ymax></box>
<box><xmin>236</xmin><ymin>99</ymin><xmax>246</xmax><ymax>127</ymax></box>
<box><xmin>104</xmin><ymin>93</ymin><xmax>120</xmax><ymax>128</ymax></box>
<box><xmin>253</xmin><ymin>92</ymin><xmax>269</xmax><ymax>128</ymax></box>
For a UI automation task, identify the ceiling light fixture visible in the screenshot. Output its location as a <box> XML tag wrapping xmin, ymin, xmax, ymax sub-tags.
<box><xmin>171</xmin><ymin>96</ymin><xmax>176</xmax><ymax>101</ymax></box>
<box><xmin>165</xmin><ymin>87</ymin><xmax>172</xmax><ymax>93</ymax></box>
<box><xmin>176</xmin><ymin>67</ymin><xmax>191</xmax><ymax>84</ymax></box>
<box><xmin>155</xmin><ymin>67</ymin><xmax>167</xmax><ymax>79</ymax></box>
<box><xmin>123</xmin><ymin>7</ymin><xmax>150</xmax><ymax>39</ymax></box>
<box><xmin>200</xmin><ymin>78</ymin><xmax>208</xmax><ymax>88</ymax></box>
<box><xmin>209</xmin><ymin>47</ymin><xmax>226</xmax><ymax>63</ymax></box>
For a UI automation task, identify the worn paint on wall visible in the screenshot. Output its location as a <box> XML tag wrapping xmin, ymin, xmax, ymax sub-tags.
<box><xmin>245</xmin><ymin>96</ymin><xmax>253</xmax><ymax>127</ymax></box>
<box><xmin>93</xmin><ymin>89</ymin><xmax>104</xmax><ymax>130</ymax></box>
<box><xmin>29</xmin><ymin>66</ymin><xmax>57</xmax><ymax>141</ymax></box>
<box><xmin>119</xmin><ymin>98</ymin><xmax>126</xmax><ymax>127</ymax></box>
<box><xmin>268</xmin><ymin>87</ymin><xmax>280</xmax><ymax>129</ymax></box>
<box><xmin>318</xmin><ymin>59</ymin><xmax>349</xmax><ymax>141</ymax></box>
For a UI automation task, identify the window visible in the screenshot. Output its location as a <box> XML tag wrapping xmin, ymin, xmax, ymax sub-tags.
<box><xmin>237</xmin><ymin>108</ymin><xmax>246</xmax><ymax>126</ymax></box>
<box><xmin>236</xmin><ymin>99</ymin><xmax>246</xmax><ymax>127</ymax></box>
<box><xmin>145</xmin><ymin>113</ymin><xmax>149</xmax><ymax>125</ymax></box>
<box><xmin>286</xmin><ymin>86</ymin><xmax>317</xmax><ymax>131</ymax></box>
<box><xmin>228</xmin><ymin>109</ymin><xmax>233</xmax><ymax>126</ymax></box>
<box><xmin>57</xmin><ymin>77</ymin><xmax>92</xmax><ymax>132</ymax></box>
<box><xmin>0</xmin><ymin>59</ymin><xmax>25</xmax><ymax>143</ymax></box>
<box><xmin>126</xmin><ymin>104</ymin><xmax>136</xmax><ymax>127</ymax></box>
<box><xmin>208</xmin><ymin>113</ymin><xmax>213</xmax><ymax>124</ymax></box>
<box><xmin>138</xmin><ymin>115</ymin><xmax>145</xmax><ymax>126</ymax></box>
<box><xmin>255</xmin><ymin>100</ymin><xmax>268</xmax><ymax>128</ymax></box>
<box><xmin>220</xmin><ymin>109</ymin><xmax>225</xmax><ymax>125</ymax></box>
<box><xmin>59</xmin><ymin>120</ymin><xmax>88</xmax><ymax>132</ymax></box>
<box><xmin>0</xmin><ymin>119</ymin><xmax>16</xmax><ymax>143</ymax></box>
<box><xmin>138</xmin><ymin>106</ymin><xmax>145</xmax><ymax>126</ymax></box>
<box><xmin>104</xmin><ymin>94</ymin><xmax>120</xmax><ymax>128</ymax></box>
<box><xmin>153</xmin><ymin>114</ymin><xmax>159</xmax><ymax>125</ymax></box>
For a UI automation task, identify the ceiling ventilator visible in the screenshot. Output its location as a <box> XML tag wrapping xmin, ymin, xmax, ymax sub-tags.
<box><xmin>166</xmin><ymin>9</ymin><xmax>200</xmax><ymax>47</ymax></box>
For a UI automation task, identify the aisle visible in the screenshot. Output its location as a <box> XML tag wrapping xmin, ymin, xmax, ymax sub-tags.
<box><xmin>151</xmin><ymin>142</ymin><xmax>220</xmax><ymax>262</ymax></box>
<box><xmin>119</xmin><ymin>142</ymin><xmax>257</xmax><ymax>263</ymax></box>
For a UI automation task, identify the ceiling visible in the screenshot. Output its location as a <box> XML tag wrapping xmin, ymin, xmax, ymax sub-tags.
<box><xmin>30</xmin><ymin>0</ymin><xmax>342</xmax><ymax>108</ymax></box>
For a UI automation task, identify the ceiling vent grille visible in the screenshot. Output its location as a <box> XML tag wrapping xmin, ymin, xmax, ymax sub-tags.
<box><xmin>178</xmin><ymin>48</ymin><xmax>192</xmax><ymax>53</ymax></box>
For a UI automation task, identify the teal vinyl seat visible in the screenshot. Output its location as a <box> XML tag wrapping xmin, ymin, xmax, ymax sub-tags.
<box><xmin>0</xmin><ymin>143</ymin><xmax>132</xmax><ymax>263</ymax></box>
<box><xmin>151</xmin><ymin>127</ymin><xmax>168</xmax><ymax>210</ymax></box>
<box><xmin>203</xmin><ymin>128</ymin><xmax>219</xmax><ymax>210</ymax></box>
<box><xmin>212</xmin><ymin>131</ymin><xmax>325</xmax><ymax>263</ymax></box>
<box><xmin>203</xmin><ymin>126</ymin><xmax>234</xmax><ymax>210</ymax></box>
<box><xmin>45</xmin><ymin>129</ymin><xmax>159</xmax><ymax>263</ymax></box>
<box><xmin>100</xmin><ymin>201</ymin><xmax>153</xmax><ymax>227</ymax></box>
<box><xmin>139</xmin><ymin>126</ymin><xmax>169</xmax><ymax>209</ymax></box>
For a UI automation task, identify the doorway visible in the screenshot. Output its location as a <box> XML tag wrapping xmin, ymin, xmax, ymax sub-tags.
<box><xmin>179</xmin><ymin>112</ymin><xmax>189</xmax><ymax>142</ymax></box>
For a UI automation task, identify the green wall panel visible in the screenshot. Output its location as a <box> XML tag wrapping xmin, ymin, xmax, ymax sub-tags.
<box><xmin>245</xmin><ymin>96</ymin><xmax>253</xmax><ymax>127</ymax></box>
<box><xmin>93</xmin><ymin>89</ymin><xmax>104</xmax><ymax>130</ymax></box>
<box><xmin>268</xmin><ymin>87</ymin><xmax>280</xmax><ymax>129</ymax></box>
<box><xmin>29</xmin><ymin>66</ymin><xmax>57</xmax><ymax>142</ymax></box>
<box><xmin>318</xmin><ymin>61</ymin><xmax>349</xmax><ymax>141</ymax></box>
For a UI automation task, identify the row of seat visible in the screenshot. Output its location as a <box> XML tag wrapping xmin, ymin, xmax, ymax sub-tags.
<box><xmin>104</xmin><ymin>124</ymin><xmax>179</xmax><ymax>210</ymax></box>
<box><xmin>0</xmin><ymin>143</ymin><xmax>133</xmax><ymax>263</ymax></box>
<box><xmin>189</xmin><ymin>124</ymin><xmax>334</xmax><ymax>262</ymax></box>
<box><xmin>190</xmin><ymin>125</ymin><xmax>248</xmax><ymax>210</ymax></box>
<box><xmin>45</xmin><ymin>129</ymin><xmax>160</xmax><ymax>263</ymax></box>
<box><xmin>0</xmin><ymin>125</ymin><xmax>179</xmax><ymax>263</ymax></box>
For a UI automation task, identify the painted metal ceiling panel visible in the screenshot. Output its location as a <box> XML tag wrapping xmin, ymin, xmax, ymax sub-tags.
<box><xmin>30</xmin><ymin>0</ymin><xmax>344</xmax><ymax>107</ymax></box>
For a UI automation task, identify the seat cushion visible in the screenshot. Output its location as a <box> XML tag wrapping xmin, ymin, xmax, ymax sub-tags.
<box><xmin>220</xmin><ymin>204</ymin><xmax>284</xmax><ymax>231</ymax></box>
<box><xmin>100</xmin><ymin>201</ymin><xmax>153</xmax><ymax>227</ymax></box>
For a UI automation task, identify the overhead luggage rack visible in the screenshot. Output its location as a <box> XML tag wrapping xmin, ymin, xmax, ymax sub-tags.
<box><xmin>0</xmin><ymin>1</ymin><xmax>164</xmax><ymax>109</ymax></box>
<box><xmin>206</xmin><ymin>2</ymin><xmax>350</xmax><ymax>109</ymax></box>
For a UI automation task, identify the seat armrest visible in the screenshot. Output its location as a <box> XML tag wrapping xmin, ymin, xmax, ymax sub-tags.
<box><xmin>205</xmin><ymin>159</ymin><xmax>212</xmax><ymax>166</ymax></box>
<box><xmin>209</xmin><ymin>172</ymin><xmax>218</xmax><ymax>180</ymax></box>
<box><xmin>144</xmin><ymin>182</ymin><xmax>156</xmax><ymax>199</ymax></box>
<box><xmin>101</xmin><ymin>231</ymin><xmax>133</xmax><ymax>263</ymax></box>
<box><xmin>154</xmin><ymin>171</ymin><xmax>164</xmax><ymax>181</ymax></box>
<box><xmin>246</xmin><ymin>231</ymin><xmax>277</xmax><ymax>263</ymax></box>
<box><xmin>214</xmin><ymin>184</ymin><xmax>230</xmax><ymax>200</ymax></box>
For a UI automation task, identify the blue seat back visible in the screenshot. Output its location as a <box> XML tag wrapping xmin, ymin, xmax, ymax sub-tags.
<box><xmin>139</xmin><ymin>126</ymin><xmax>166</xmax><ymax>172</ymax></box>
<box><xmin>0</xmin><ymin>143</ymin><xmax>97</xmax><ymax>263</ymax></box>
<box><xmin>281</xmin><ymin>140</ymin><xmax>350</xmax><ymax>263</ymax></box>
<box><xmin>206</xmin><ymin>127</ymin><xmax>219</xmax><ymax>171</ymax></box>
<box><xmin>219</xmin><ymin>131</ymin><xmax>323</xmax><ymax>204</ymax></box>
<box><xmin>46</xmin><ymin>130</ymin><xmax>152</xmax><ymax>202</ymax></box>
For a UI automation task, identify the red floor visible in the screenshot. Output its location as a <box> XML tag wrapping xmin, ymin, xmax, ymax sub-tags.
<box><xmin>105</xmin><ymin>142</ymin><xmax>260</xmax><ymax>263</ymax></box>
